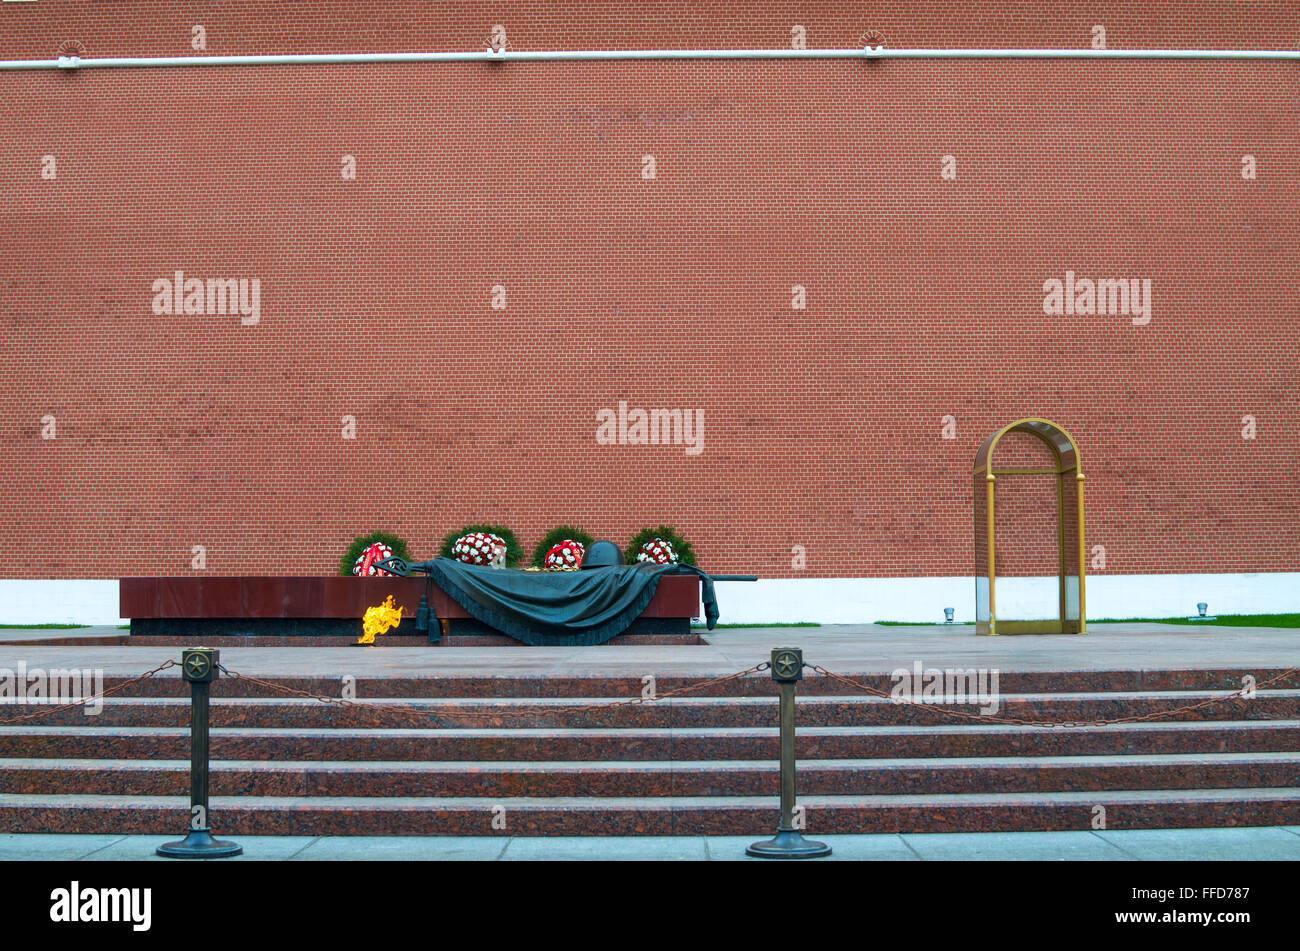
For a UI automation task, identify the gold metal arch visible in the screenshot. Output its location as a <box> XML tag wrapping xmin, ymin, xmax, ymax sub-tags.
<box><xmin>973</xmin><ymin>418</ymin><xmax>1086</xmax><ymax>635</ymax></box>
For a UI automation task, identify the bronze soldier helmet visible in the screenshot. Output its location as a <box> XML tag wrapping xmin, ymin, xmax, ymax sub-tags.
<box><xmin>580</xmin><ymin>540</ymin><xmax>623</xmax><ymax>569</ymax></box>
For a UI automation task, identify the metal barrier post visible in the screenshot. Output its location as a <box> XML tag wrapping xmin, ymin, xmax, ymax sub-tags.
<box><xmin>747</xmin><ymin>647</ymin><xmax>831</xmax><ymax>858</ymax></box>
<box><xmin>157</xmin><ymin>648</ymin><xmax>242</xmax><ymax>858</ymax></box>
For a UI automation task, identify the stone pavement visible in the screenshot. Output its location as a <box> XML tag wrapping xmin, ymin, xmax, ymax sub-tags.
<box><xmin>3</xmin><ymin>826</ymin><xmax>1299</xmax><ymax>861</ymax></box>
<box><xmin>0</xmin><ymin>622</ymin><xmax>1296</xmax><ymax>678</ymax></box>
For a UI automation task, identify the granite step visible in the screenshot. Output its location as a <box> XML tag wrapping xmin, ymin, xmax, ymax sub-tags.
<box><xmin>5</xmin><ymin>665</ymin><xmax>1298</xmax><ymax>835</ymax></box>
<box><xmin>2</xmin><ymin>787</ymin><xmax>1298</xmax><ymax>836</ymax></box>
<box><xmin>2</xmin><ymin>719</ymin><xmax>1297</xmax><ymax>761</ymax></box>
<box><xmin>11</xmin><ymin>690</ymin><xmax>1298</xmax><ymax>729</ymax></box>
<box><xmin>90</xmin><ymin>668</ymin><xmax>1300</xmax><ymax>699</ymax></box>
<box><xmin>4</xmin><ymin>751</ymin><xmax>1298</xmax><ymax>798</ymax></box>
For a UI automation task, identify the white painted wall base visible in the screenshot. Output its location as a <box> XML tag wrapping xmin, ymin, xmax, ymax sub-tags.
<box><xmin>0</xmin><ymin>574</ymin><xmax>1297</xmax><ymax>627</ymax></box>
<box><xmin>0</xmin><ymin>580</ymin><xmax>124</xmax><ymax>626</ymax></box>
<box><xmin>711</xmin><ymin>573</ymin><xmax>1300</xmax><ymax>625</ymax></box>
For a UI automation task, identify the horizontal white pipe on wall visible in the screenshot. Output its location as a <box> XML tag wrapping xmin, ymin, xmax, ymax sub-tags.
<box><xmin>1</xmin><ymin>574</ymin><xmax>1298</xmax><ymax>626</ymax></box>
<box><xmin>2</xmin><ymin>48</ymin><xmax>1299</xmax><ymax>70</ymax></box>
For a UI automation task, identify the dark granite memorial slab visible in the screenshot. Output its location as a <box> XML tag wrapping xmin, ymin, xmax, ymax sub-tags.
<box><xmin>131</xmin><ymin>618</ymin><xmax>365</xmax><ymax>638</ymax></box>
<box><xmin>320</xmin><ymin>576</ymin><xmax>362</xmax><ymax>618</ymax></box>
<box><xmin>119</xmin><ymin>573</ymin><xmax>703</xmax><ymax>644</ymax></box>
<box><xmin>198</xmin><ymin>577</ymin><xmax>242</xmax><ymax>618</ymax></box>
<box><xmin>281</xmin><ymin>576</ymin><xmax>323</xmax><ymax>617</ymax></box>
<box><xmin>158</xmin><ymin>577</ymin><xmax>203</xmax><ymax>618</ymax></box>
<box><xmin>239</xmin><ymin>577</ymin><xmax>284</xmax><ymax>617</ymax></box>
<box><xmin>118</xmin><ymin>577</ymin><xmax>159</xmax><ymax>619</ymax></box>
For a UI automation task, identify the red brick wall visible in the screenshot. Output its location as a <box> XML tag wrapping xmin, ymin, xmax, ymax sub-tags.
<box><xmin>1</xmin><ymin>2</ymin><xmax>1297</xmax><ymax>579</ymax></box>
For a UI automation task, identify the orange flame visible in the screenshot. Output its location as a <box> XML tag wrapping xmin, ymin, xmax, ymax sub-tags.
<box><xmin>357</xmin><ymin>595</ymin><xmax>403</xmax><ymax>645</ymax></box>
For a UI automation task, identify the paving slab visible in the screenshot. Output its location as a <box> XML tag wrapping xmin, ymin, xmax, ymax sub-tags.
<box><xmin>705</xmin><ymin>833</ymin><xmax>918</xmax><ymax>861</ymax></box>
<box><xmin>0</xmin><ymin>827</ymin><xmax>1295</xmax><ymax>860</ymax></box>
<box><xmin>87</xmin><ymin>834</ymin><xmax>320</xmax><ymax>861</ymax></box>
<box><xmin>899</xmin><ymin>830</ymin><xmax>1130</xmax><ymax>861</ymax></box>
<box><xmin>0</xmin><ymin>832</ymin><xmax>128</xmax><ymax>861</ymax></box>
<box><xmin>0</xmin><ymin>627</ymin><xmax>125</xmax><ymax>645</ymax></box>
<box><xmin>500</xmin><ymin>835</ymin><xmax>707</xmax><ymax>861</ymax></box>
<box><xmin>0</xmin><ymin>623</ymin><xmax>1296</xmax><ymax>680</ymax></box>
<box><xmin>1094</xmin><ymin>826</ymin><xmax>1300</xmax><ymax>860</ymax></box>
<box><xmin>292</xmin><ymin>835</ymin><xmax>509</xmax><ymax>861</ymax></box>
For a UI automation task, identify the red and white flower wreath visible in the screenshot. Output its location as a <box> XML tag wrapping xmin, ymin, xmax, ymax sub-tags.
<box><xmin>452</xmin><ymin>532</ymin><xmax>507</xmax><ymax>566</ymax></box>
<box><xmin>542</xmin><ymin>539</ymin><xmax>585</xmax><ymax>569</ymax></box>
<box><xmin>352</xmin><ymin>542</ymin><xmax>396</xmax><ymax>576</ymax></box>
<box><xmin>635</xmin><ymin>538</ymin><xmax>678</xmax><ymax>564</ymax></box>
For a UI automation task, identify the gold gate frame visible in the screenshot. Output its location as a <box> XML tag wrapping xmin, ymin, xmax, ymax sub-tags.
<box><xmin>973</xmin><ymin>418</ymin><xmax>1086</xmax><ymax>635</ymax></box>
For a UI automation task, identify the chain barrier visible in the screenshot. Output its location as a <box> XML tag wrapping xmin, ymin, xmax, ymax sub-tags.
<box><xmin>214</xmin><ymin>661</ymin><xmax>772</xmax><ymax>725</ymax></box>
<box><xmin>0</xmin><ymin>659</ymin><xmax>178</xmax><ymax>725</ymax></box>
<box><xmin>11</xmin><ymin>648</ymin><xmax>1288</xmax><ymax>863</ymax></box>
<box><xmin>804</xmin><ymin>662</ymin><xmax>1300</xmax><ymax>729</ymax></box>
<box><xmin>2</xmin><ymin>655</ymin><xmax>1292</xmax><ymax>732</ymax></box>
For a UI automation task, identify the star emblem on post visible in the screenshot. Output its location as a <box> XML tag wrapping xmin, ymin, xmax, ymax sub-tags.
<box><xmin>771</xmin><ymin>647</ymin><xmax>803</xmax><ymax>683</ymax></box>
<box><xmin>180</xmin><ymin>648</ymin><xmax>218</xmax><ymax>683</ymax></box>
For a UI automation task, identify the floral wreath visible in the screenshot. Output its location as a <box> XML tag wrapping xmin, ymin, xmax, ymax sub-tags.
<box><xmin>542</xmin><ymin>539</ymin><xmax>585</xmax><ymax>569</ymax></box>
<box><xmin>451</xmin><ymin>531</ymin><xmax>507</xmax><ymax>566</ymax></box>
<box><xmin>531</xmin><ymin>525</ymin><xmax>596</xmax><ymax>568</ymax></box>
<box><xmin>441</xmin><ymin>523</ymin><xmax>523</xmax><ymax>567</ymax></box>
<box><xmin>625</xmin><ymin>525</ymin><xmax>695</xmax><ymax>566</ymax></box>
<box><xmin>341</xmin><ymin>531</ymin><xmax>411</xmax><ymax>577</ymax></box>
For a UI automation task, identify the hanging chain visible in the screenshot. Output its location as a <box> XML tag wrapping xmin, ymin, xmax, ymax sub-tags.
<box><xmin>214</xmin><ymin>661</ymin><xmax>771</xmax><ymax>724</ymax></box>
<box><xmin>5</xmin><ymin>655</ymin><xmax>1287</xmax><ymax>733</ymax></box>
<box><xmin>804</xmin><ymin>662</ymin><xmax>1300</xmax><ymax>729</ymax></box>
<box><xmin>0</xmin><ymin>659</ymin><xmax>178</xmax><ymax>725</ymax></box>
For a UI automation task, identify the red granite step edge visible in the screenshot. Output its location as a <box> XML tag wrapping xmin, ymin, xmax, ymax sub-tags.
<box><xmin>3</xmin><ymin>720</ymin><xmax>1298</xmax><ymax>761</ymax></box>
<box><xmin>2</xmin><ymin>789</ymin><xmax>1298</xmax><ymax>836</ymax></box>
<box><xmin>5</xmin><ymin>753</ymin><xmax>1299</xmax><ymax>798</ymax></box>
<box><xmin>16</xmin><ymin>691</ymin><xmax>1300</xmax><ymax>729</ymax></box>
<box><xmin>80</xmin><ymin>668</ymin><xmax>1300</xmax><ymax>699</ymax></box>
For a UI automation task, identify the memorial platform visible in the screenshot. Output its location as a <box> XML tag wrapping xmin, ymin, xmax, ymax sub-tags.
<box><xmin>118</xmin><ymin>573</ymin><xmax>704</xmax><ymax>644</ymax></box>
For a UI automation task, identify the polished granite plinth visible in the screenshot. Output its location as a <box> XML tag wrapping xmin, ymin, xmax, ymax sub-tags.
<box><xmin>118</xmin><ymin>575</ymin><xmax>702</xmax><ymax>646</ymax></box>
